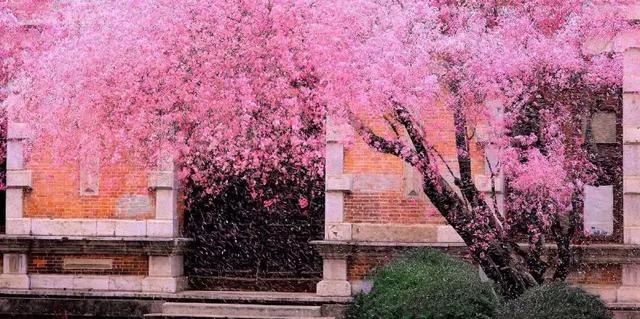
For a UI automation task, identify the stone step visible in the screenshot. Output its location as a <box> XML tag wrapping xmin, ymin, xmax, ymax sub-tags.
<box><xmin>161</xmin><ymin>303</ymin><xmax>323</xmax><ymax>317</ymax></box>
<box><xmin>144</xmin><ymin>315</ymin><xmax>334</xmax><ymax>319</ymax></box>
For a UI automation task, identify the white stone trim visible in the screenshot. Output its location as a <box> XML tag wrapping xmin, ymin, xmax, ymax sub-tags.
<box><xmin>624</xmin><ymin>176</ymin><xmax>640</xmax><ymax>194</ymax></box>
<box><xmin>7</xmin><ymin>123</ymin><xmax>30</xmax><ymax>141</ymax></box>
<box><xmin>436</xmin><ymin>225</ymin><xmax>464</xmax><ymax>243</ymax></box>
<box><xmin>148</xmin><ymin>171</ymin><xmax>177</xmax><ymax>190</ymax></box>
<box><xmin>6</xmin><ymin>170</ymin><xmax>32</xmax><ymax>188</ymax></box>
<box><xmin>30</xmin><ymin>274</ymin><xmax>145</xmax><ymax>291</ymax></box>
<box><xmin>7</xmin><ymin>218</ymin><xmax>178</xmax><ymax>237</ymax></box>
<box><xmin>326</xmin><ymin>175</ymin><xmax>354</xmax><ymax>192</ymax></box>
<box><xmin>149</xmin><ymin>255</ymin><xmax>183</xmax><ymax>277</ymax></box>
<box><xmin>624</xmin><ymin>125</ymin><xmax>640</xmax><ymax>144</ymax></box>
<box><xmin>142</xmin><ymin>276</ymin><xmax>187</xmax><ymax>293</ymax></box>
<box><xmin>474</xmin><ymin>175</ymin><xmax>504</xmax><ymax>193</ymax></box>
<box><xmin>316</xmin><ymin>280</ymin><xmax>351</xmax><ymax>297</ymax></box>
<box><xmin>325</xmin><ymin>223</ymin><xmax>352</xmax><ymax>241</ymax></box>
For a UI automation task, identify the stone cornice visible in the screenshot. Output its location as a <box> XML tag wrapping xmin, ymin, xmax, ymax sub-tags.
<box><xmin>311</xmin><ymin>240</ymin><xmax>640</xmax><ymax>264</ymax></box>
<box><xmin>0</xmin><ymin>235</ymin><xmax>190</xmax><ymax>256</ymax></box>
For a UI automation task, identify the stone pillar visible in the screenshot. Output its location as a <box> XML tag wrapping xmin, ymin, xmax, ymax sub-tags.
<box><xmin>143</xmin><ymin>161</ymin><xmax>185</xmax><ymax>292</ymax></box>
<box><xmin>619</xmin><ymin>42</ymin><xmax>640</xmax><ymax>302</ymax></box>
<box><xmin>0</xmin><ymin>254</ymin><xmax>29</xmax><ymax>289</ymax></box>
<box><xmin>147</xmin><ymin>169</ymin><xmax>179</xmax><ymax>238</ymax></box>
<box><xmin>623</xmin><ymin>47</ymin><xmax>640</xmax><ymax>244</ymax></box>
<box><xmin>5</xmin><ymin>123</ymin><xmax>32</xmax><ymax>235</ymax></box>
<box><xmin>317</xmin><ymin>120</ymin><xmax>352</xmax><ymax>296</ymax></box>
<box><xmin>142</xmin><ymin>255</ymin><xmax>186</xmax><ymax>293</ymax></box>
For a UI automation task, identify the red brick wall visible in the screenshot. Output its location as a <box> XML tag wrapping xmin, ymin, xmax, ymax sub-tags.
<box><xmin>348</xmin><ymin>251</ymin><xmax>621</xmax><ymax>285</ymax></box>
<box><xmin>24</xmin><ymin>141</ymin><xmax>155</xmax><ymax>219</ymax></box>
<box><xmin>28</xmin><ymin>254</ymin><xmax>148</xmax><ymax>276</ymax></box>
<box><xmin>344</xmin><ymin>110</ymin><xmax>485</xmax><ymax>225</ymax></box>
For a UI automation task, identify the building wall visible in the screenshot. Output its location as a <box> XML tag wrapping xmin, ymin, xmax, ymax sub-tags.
<box><xmin>24</xmin><ymin>142</ymin><xmax>155</xmax><ymax>220</ymax></box>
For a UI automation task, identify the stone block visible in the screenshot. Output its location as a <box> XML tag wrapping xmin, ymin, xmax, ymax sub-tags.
<box><xmin>624</xmin><ymin>145</ymin><xmax>640</xmax><ymax>175</ymax></box>
<box><xmin>73</xmin><ymin>275</ymin><xmax>109</xmax><ymax>290</ymax></box>
<box><xmin>623</xmin><ymin>265</ymin><xmax>640</xmax><ymax>286</ymax></box>
<box><xmin>316</xmin><ymin>280</ymin><xmax>351</xmax><ymax>297</ymax></box>
<box><xmin>625</xmin><ymin>125</ymin><xmax>640</xmax><ymax>144</ymax></box>
<box><xmin>437</xmin><ymin>225</ymin><xmax>464</xmax><ymax>243</ymax></box>
<box><xmin>108</xmin><ymin>276</ymin><xmax>143</xmax><ymax>291</ymax></box>
<box><xmin>146</xmin><ymin>219</ymin><xmax>178</xmax><ymax>238</ymax></box>
<box><xmin>116</xmin><ymin>195</ymin><xmax>153</xmax><ymax>218</ymax></box>
<box><xmin>6</xmin><ymin>170</ymin><xmax>32</xmax><ymax>188</ymax></box>
<box><xmin>0</xmin><ymin>274</ymin><xmax>29</xmax><ymax>289</ymax></box>
<box><xmin>322</xmin><ymin>259</ymin><xmax>347</xmax><ymax>281</ymax></box>
<box><xmin>326</xmin><ymin>175</ymin><xmax>353</xmax><ymax>192</ymax></box>
<box><xmin>624</xmin><ymin>226</ymin><xmax>640</xmax><ymax>244</ymax></box>
<box><xmin>79</xmin><ymin>158</ymin><xmax>100</xmax><ymax>196</ymax></box>
<box><xmin>6</xmin><ymin>142</ymin><xmax>24</xmax><ymax>170</ymax></box>
<box><xmin>624</xmin><ymin>194</ymin><xmax>640</xmax><ymax>227</ymax></box>
<box><xmin>584</xmin><ymin>185</ymin><xmax>614</xmax><ymax>235</ymax></box>
<box><xmin>31</xmin><ymin>219</ymin><xmax>97</xmax><ymax>236</ymax></box>
<box><xmin>624</xmin><ymin>48</ymin><xmax>640</xmax><ymax>93</ymax></box>
<box><xmin>325</xmin><ymin>192</ymin><xmax>344</xmax><ymax>223</ymax></box>
<box><xmin>618</xmin><ymin>286</ymin><xmax>640</xmax><ymax>303</ymax></box>
<box><xmin>5</xmin><ymin>189</ymin><xmax>23</xmax><ymax>219</ymax></box>
<box><xmin>626</xmin><ymin>4</ymin><xmax>640</xmax><ymax>21</ymax></box>
<box><xmin>5</xmin><ymin>218</ymin><xmax>31</xmax><ymax>235</ymax></box>
<box><xmin>351</xmin><ymin>223</ymin><xmax>438</xmax><ymax>242</ymax></box>
<box><xmin>404</xmin><ymin>162</ymin><xmax>425</xmax><ymax>199</ymax></box>
<box><xmin>7</xmin><ymin>123</ymin><xmax>30</xmax><ymax>140</ymax></box>
<box><xmin>155</xmin><ymin>189</ymin><xmax>178</xmax><ymax>220</ymax></box>
<box><xmin>624</xmin><ymin>93</ymin><xmax>640</xmax><ymax>125</ymax></box>
<box><xmin>353</xmin><ymin>174</ymin><xmax>402</xmax><ymax>192</ymax></box>
<box><xmin>614</xmin><ymin>29</ymin><xmax>640</xmax><ymax>52</ymax></box>
<box><xmin>3</xmin><ymin>254</ymin><xmax>27</xmax><ymax>274</ymax></box>
<box><xmin>325</xmin><ymin>143</ymin><xmax>344</xmax><ymax>175</ymax></box>
<box><xmin>142</xmin><ymin>276</ymin><xmax>187</xmax><ymax>293</ymax></box>
<box><xmin>578</xmin><ymin>284</ymin><xmax>618</xmax><ymax>303</ymax></box>
<box><xmin>474</xmin><ymin>175</ymin><xmax>504</xmax><ymax>193</ymax></box>
<box><xmin>63</xmin><ymin>258</ymin><xmax>113</xmax><ymax>271</ymax></box>
<box><xmin>30</xmin><ymin>274</ymin><xmax>73</xmax><ymax>289</ymax></box>
<box><xmin>114</xmin><ymin>220</ymin><xmax>146</xmax><ymax>237</ymax></box>
<box><xmin>325</xmin><ymin>223</ymin><xmax>352</xmax><ymax>241</ymax></box>
<box><xmin>96</xmin><ymin>220</ymin><xmax>117</xmax><ymax>236</ymax></box>
<box><xmin>326</xmin><ymin>121</ymin><xmax>352</xmax><ymax>143</ymax></box>
<box><xmin>584</xmin><ymin>37</ymin><xmax>613</xmax><ymax>55</ymax></box>
<box><xmin>592</xmin><ymin>112</ymin><xmax>617</xmax><ymax>144</ymax></box>
<box><xmin>149</xmin><ymin>255</ymin><xmax>184</xmax><ymax>277</ymax></box>
<box><xmin>148</xmin><ymin>171</ymin><xmax>177</xmax><ymax>190</ymax></box>
<box><xmin>625</xmin><ymin>176</ymin><xmax>640</xmax><ymax>194</ymax></box>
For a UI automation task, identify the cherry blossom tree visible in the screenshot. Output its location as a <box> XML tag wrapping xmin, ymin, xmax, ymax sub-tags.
<box><xmin>307</xmin><ymin>0</ymin><xmax>629</xmax><ymax>297</ymax></box>
<box><xmin>0</xmin><ymin>0</ymin><xmax>632</xmax><ymax>297</ymax></box>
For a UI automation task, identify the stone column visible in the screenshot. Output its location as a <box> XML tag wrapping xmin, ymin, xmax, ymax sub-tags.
<box><xmin>619</xmin><ymin>42</ymin><xmax>640</xmax><ymax>302</ymax></box>
<box><xmin>0</xmin><ymin>254</ymin><xmax>29</xmax><ymax>289</ymax></box>
<box><xmin>142</xmin><ymin>255</ymin><xmax>186</xmax><ymax>293</ymax></box>
<box><xmin>5</xmin><ymin>123</ymin><xmax>32</xmax><ymax>235</ymax></box>
<box><xmin>143</xmin><ymin>161</ymin><xmax>186</xmax><ymax>292</ymax></box>
<box><xmin>317</xmin><ymin>120</ymin><xmax>352</xmax><ymax>297</ymax></box>
<box><xmin>623</xmin><ymin>47</ymin><xmax>640</xmax><ymax>245</ymax></box>
<box><xmin>1</xmin><ymin>124</ymin><xmax>31</xmax><ymax>289</ymax></box>
<box><xmin>147</xmin><ymin>169</ymin><xmax>179</xmax><ymax>237</ymax></box>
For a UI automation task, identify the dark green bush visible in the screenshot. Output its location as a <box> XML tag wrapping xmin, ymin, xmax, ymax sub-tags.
<box><xmin>495</xmin><ymin>282</ymin><xmax>611</xmax><ymax>319</ymax></box>
<box><xmin>346</xmin><ymin>249</ymin><xmax>499</xmax><ymax>319</ymax></box>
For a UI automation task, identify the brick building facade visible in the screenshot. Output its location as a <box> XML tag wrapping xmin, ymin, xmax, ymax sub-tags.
<box><xmin>314</xmin><ymin>10</ymin><xmax>640</xmax><ymax>307</ymax></box>
<box><xmin>0</xmin><ymin>5</ymin><xmax>639</xmax><ymax>319</ymax></box>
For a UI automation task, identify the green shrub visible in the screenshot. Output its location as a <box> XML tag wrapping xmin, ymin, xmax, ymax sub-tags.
<box><xmin>495</xmin><ymin>282</ymin><xmax>611</xmax><ymax>319</ymax></box>
<box><xmin>346</xmin><ymin>249</ymin><xmax>499</xmax><ymax>319</ymax></box>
